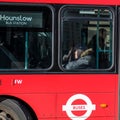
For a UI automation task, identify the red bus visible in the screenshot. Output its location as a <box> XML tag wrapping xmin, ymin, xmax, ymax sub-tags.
<box><xmin>0</xmin><ymin>0</ymin><xmax>119</xmax><ymax>120</ymax></box>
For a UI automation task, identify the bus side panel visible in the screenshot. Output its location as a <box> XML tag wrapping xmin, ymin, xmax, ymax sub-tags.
<box><xmin>0</xmin><ymin>74</ymin><xmax>117</xmax><ymax>93</ymax></box>
<box><xmin>57</xmin><ymin>117</ymin><xmax>115</xmax><ymax>120</ymax></box>
<box><xmin>56</xmin><ymin>74</ymin><xmax>118</xmax><ymax>119</ymax></box>
<box><xmin>12</xmin><ymin>94</ymin><xmax>57</xmax><ymax>119</ymax></box>
<box><xmin>57</xmin><ymin>93</ymin><xmax>116</xmax><ymax>119</ymax></box>
<box><xmin>0</xmin><ymin>74</ymin><xmax>118</xmax><ymax>119</ymax></box>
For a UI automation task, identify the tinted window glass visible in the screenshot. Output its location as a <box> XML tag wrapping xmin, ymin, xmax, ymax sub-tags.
<box><xmin>0</xmin><ymin>6</ymin><xmax>52</xmax><ymax>69</ymax></box>
<box><xmin>60</xmin><ymin>7</ymin><xmax>113</xmax><ymax>70</ymax></box>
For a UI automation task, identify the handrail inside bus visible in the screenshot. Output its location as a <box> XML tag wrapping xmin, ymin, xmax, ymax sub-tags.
<box><xmin>0</xmin><ymin>45</ymin><xmax>23</xmax><ymax>68</ymax></box>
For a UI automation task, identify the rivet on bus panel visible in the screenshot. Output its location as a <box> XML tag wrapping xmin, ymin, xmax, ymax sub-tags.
<box><xmin>100</xmin><ymin>104</ymin><xmax>108</xmax><ymax>108</ymax></box>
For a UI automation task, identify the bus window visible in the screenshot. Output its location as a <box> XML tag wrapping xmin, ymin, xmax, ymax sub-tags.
<box><xmin>60</xmin><ymin>7</ymin><xmax>113</xmax><ymax>70</ymax></box>
<box><xmin>0</xmin><ymin>6</ymin><xmax>52</xmax><ymax>69</ymax></box>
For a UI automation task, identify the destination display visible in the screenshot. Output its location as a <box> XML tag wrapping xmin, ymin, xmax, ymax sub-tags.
<box><xmin>0</xmin><ymin>12</ymin><xmax>42</xmax><ymax>28</ymax></box>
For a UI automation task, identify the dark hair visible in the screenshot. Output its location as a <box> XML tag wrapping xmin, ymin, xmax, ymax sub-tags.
<box><xmin>99</xmin><ymin>28</ymin><xmax>107</xmax><ymax>34</ymax></box>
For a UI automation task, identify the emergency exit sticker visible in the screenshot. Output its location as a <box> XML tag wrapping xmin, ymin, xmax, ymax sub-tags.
<box><xmin>62</xmin><ymin>94</ymin><xmax>96</xmax><ymax>120</ymax></box>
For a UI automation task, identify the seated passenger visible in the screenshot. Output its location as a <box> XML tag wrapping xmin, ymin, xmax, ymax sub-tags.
<box><xmin>63</xmin><ymin>47</ymin><xmax>95</xmax><ymax>70</ymax></box>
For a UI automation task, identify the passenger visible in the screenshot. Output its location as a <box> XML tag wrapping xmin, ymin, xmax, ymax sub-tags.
<box><xmin>88</xmin><ymin>28</ymin><xmax>109</xmax><ymax>68</ymax></box>
<box><xmin>88</xmin><ymin>28</ymin><xmax>107</xmax><ymax>55</ymax></box>
<box><xmin>63</xmin><ymin>46</ymin><xmax>94</xmax><ymax>69</ymax></box>
<box><xmin>63</xmin><ymin>47</ymin><xmax>83</xmax><ymax>63</ymax></box>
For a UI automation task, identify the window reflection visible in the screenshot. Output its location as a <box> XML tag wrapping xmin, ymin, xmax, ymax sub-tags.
<box><xmin>61</xmin><ymin>8</ymin><xmax>113</xmax><ymax>70</ymax></box>
<box><xmin>0</xmin><ymin>7</ymin><xmax>52</xmax><ymax>69</ymax></box>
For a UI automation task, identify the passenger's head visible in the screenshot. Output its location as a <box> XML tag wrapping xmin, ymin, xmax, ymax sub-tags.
<box><xmin>99</xmin><ymin>28</ymin><xmax>107</xmax><ymax>40</ymax></box>
<box><xmin>74</xmin><ymin>49</ymin><xmax>83</xmax><ymax>59</ymax></box>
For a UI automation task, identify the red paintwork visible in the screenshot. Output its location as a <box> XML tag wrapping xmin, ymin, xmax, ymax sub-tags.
<box><xmin>0</xmin><ymin>74</ymin><xmax>118</xmax><ymax>119</ymax></box>
<box><xmin>0</xmin><ymin>0</ymin><xmax>119</xmax><ymax>5</ymax></box>
<box><xmin>0</xmin><ymin>1</ymin><xmax>118</xmax><ymax>120</ymax></box>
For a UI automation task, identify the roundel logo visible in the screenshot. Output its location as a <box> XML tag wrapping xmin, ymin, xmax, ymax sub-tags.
<box><xmin>62</xmin><ymin>94</ymin><xmax>96</xmax><ymax>120</ymax></box>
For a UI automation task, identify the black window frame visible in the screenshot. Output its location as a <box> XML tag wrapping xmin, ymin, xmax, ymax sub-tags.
<box><xmin>0</xmin><ymin>3</ymin><xmax>54</xmax><ymax>72</ymax></box>
<box><xmin>58</xmin><ymin>5</ymin><xmax>115</xmax><ymax>73</ymax></box>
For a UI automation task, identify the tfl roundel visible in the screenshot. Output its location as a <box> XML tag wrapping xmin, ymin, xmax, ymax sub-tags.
<box><xmin>62</xmin><ymin>94</ymin><xmax>96</xmax><ymax>120</ymax></box>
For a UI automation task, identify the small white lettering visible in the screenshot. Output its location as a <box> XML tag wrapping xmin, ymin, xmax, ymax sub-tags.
<box><xmin>13</xmin><ymin>21</ymin><xmax>27</xmax><ymax>25</ymax></box>
<box><xmin>14</xmin><ymin>79</ymin><xmax>23</xmax><ymax>85</ymax></box>
<box><xmin>6</xmin><ymin>21</ymin><xmax>12</xmax><ymax>25</ymax></box>
<box><xmin>73</xmin><ymin>105</ymin><xmax>86</xmax><ymax>110</ymax></box>
<box><xmin>0</xmin><ymin>14</ymin><xmax>32</xmax><ymax>22</ymax></box>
